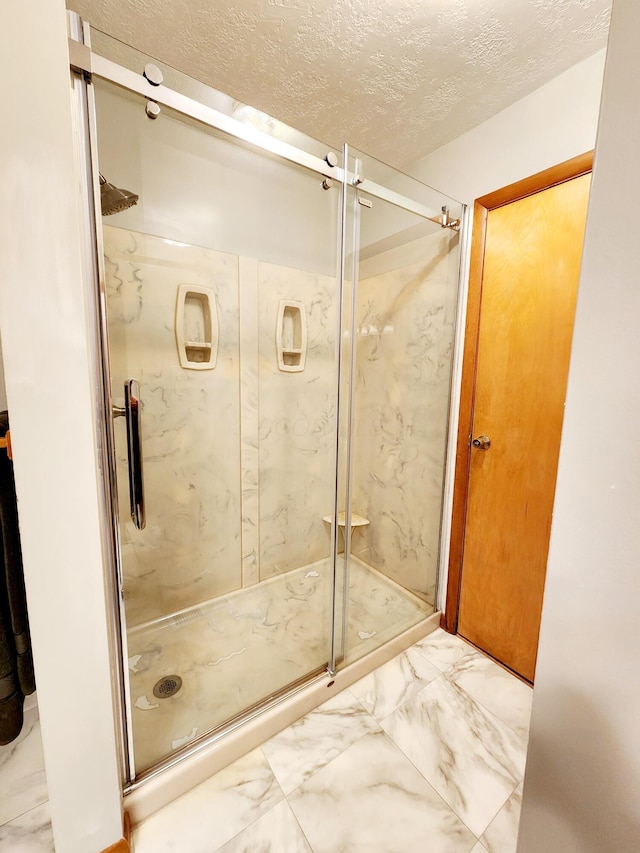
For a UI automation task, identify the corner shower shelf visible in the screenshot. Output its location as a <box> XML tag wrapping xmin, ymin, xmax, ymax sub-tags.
<box><xmin>322</xmin><ymin>511</ymin><xmax>370</xmax><ymax>528</ymax></box>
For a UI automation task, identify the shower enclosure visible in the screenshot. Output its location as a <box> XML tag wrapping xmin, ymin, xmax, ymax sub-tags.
<box><xmin>70</xmin><ymin>19</ymin><xmax>464</xmax><ymax>788</ymax></box>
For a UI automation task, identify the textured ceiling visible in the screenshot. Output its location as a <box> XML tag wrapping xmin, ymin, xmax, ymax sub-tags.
<box><xmin>68</xmin><ymin>0</ymin><xmax>611</xmax><ymax>167</ymax></box>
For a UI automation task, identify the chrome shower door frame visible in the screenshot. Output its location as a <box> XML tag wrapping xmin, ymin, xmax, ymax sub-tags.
<box><xmin>68</xmin><ymin>14</ymin><xmax>135</xmax><ymax>785</ymax></box>
<box><xmin>71</xmin><ymin>21</ymin><xmax>353</xmax><ymax>790</ymax></box>
<box><xmin>69</xmin><ymin>12</ymin><xmax>465</xmax><ymax>794</ymax></box>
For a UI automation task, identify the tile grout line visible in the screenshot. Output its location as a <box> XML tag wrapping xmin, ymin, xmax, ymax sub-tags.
<box><xmin>209</xmin><ymin>754</ymin><xmax>287</xmax><ymax>852</ymax></box>
<box><xmin>441</xmin><ymin>667</ymin><xmax>532</xmax><ymax>745</ymax></box>
<box><xmin>0</xmin><ymin>797</ymin><xmax>51</xmax><ymax>832</ymax></box>
<box><xmin>263</xmin><ymin>649</ymin><xmax>478</xmax><ymax>844</ymax></box>
<box><xmin>478</xmin><ymin>775</ymin><xmax>524</xmax><ymax>848</ymax></box>
<box><xmin>261</xmin><ymin>709</ymin><xmax>383</xmax><ymax>799</ymax></box>
<box><xmin>272</xmin><ymin>639</ymin><xmax>528</xmax><ymax>848</ymax></box>
<box><xmin>285</xmin><ymin>796</ymin><xmax>316</xmax><ymax>853</ymax></box>
<box><xmin>416</xmin><ymin>633</ymin><xmax>533</xmax><ymax>744</ymax></box>
<box><xmin>370</xmin><ymin>652</ymin><xmax>525</xmax><ymax>840</ymax></box>
<box><xmin>377</xmin><ymin>727</ymin><xmax>482</xmax><ymax>843</ymax></box>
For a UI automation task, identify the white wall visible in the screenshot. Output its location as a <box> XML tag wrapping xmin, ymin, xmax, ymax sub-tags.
<box><xmin>517</xmin><ymin>0</ymin><xmax>640</xmax><ymax>849</ymax></box>
<box><xmin>410</xmin><ymin>49</ymin><xmax>606</xmax><ymax>204</ymax></box>
<box><xmin>0</xmin><ymin>3</ymin><xmax>122</xmax><ymax>852</ymax></box>
<box><xmin>93</xmin><ymin>83</ymin><xmax>339</xmax><ymax>276</ymax></box>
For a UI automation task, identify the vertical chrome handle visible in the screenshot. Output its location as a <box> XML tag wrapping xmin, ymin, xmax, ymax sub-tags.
<box><xmin>114</xmin><ymin>379</ymin><xmax>146</xmax><ymax>529</ymax></box>
<box><xmin>124</xmin><ymin>379</ymin><xmax>145</xmax><ymax>530</ymax></box>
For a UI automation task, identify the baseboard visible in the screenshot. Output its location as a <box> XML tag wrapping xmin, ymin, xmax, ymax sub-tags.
<box><xmin>100</xmin><ymin>812</ymin><xmax>131</xmax><ymax>853</ymax></box>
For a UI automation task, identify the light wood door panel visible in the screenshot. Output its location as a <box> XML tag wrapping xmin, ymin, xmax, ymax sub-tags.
<box><xmin>458</xmin><ymin>174</ymin><xmax>591</xmax><ymax>682</ymax></box>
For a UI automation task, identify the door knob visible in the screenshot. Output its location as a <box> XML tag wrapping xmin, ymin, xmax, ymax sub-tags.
<box><xmin>472</xmin><ymin>435</ymin><xmax>491</xmax><ymax>450</ymax></box>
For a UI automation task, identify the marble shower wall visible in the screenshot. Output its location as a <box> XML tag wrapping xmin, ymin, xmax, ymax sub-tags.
<box><xmin>103</xmin><ymin>227</ymin><xmax>243</xmax><ymax>626</ymax></box>
<box><xmin>103</xmin><ymin>227</ymin><xmax>338</xmax><ymax>625</ymax></box>
<box><xmin>351</xmin><ymin>230</ymin><xmax>459</xmax><ymax>603</ymax></box>
<box><xmin>103</xmin><ymin>223</ymin><xmax>455</xmax><ymax>624</ymax></box>
<box><xmin>257</xmin><ymin>263</ymin><xmax>338</xmax><ymax>579</ymax></box>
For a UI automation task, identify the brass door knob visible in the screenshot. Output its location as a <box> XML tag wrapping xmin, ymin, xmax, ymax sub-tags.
<box><xmin>472</xmin><ymin>435</ymin><xmax>491</xmax><ymax>450</ymax></box>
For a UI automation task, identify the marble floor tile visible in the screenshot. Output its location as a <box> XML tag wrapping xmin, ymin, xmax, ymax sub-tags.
<box><xmin>261</xmin><ymin>690</ymin><xmax>380</xmax><ymax>794</ymax></box>
<box><xmin>133</xmin><ymin>748</ymin><xmax>283</xmax><ymax>853</ymax></box>
<box><xmin>480</xmin><ymin>782</ymin><xmax>523</xmax><ymax>853</ymax></box>
<box><xmin>381</xmin><ymin>676</ymin><xmax>527</xmax><ymax>837</ymax></box>
<box><xmin>0</xmin><ymin>802</ymin><xmax>54</xmax><ymax>852</ymax></box>
<box><xmin>471</xmin><ymin>843</ymin><xmax>489</xmax><ymax>853</ymax></box>
<box><xmin>349</xmin><ymin>645</ymin><xmax>442</xmax><ymax>721</ymax></box>
<box><xmin>216</xmin><ymin>800</ymin><xmax>312</xmax><ymax>852</ymax></box>
<box><xmin>0</xmin><ymin>706</ymin><xmax>49</xmax><ymax>826</ymax></box>
<box><xmin>445</xmin><ymin>654</ymin><xmax>533</xmax><ymax>741</ymax></box>
<box><xmin>289</xmin><ymin>730</ymin><xmax>476</xmax><ymax>853</ymax></box>
<box><xmin>414</xmin><ymin>628</ymin><xmax>478</xmax><ymax>671</ymax></box>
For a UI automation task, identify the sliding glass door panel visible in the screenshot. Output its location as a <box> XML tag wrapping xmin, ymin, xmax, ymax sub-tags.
<box><xmin>94</xmin><ymin>77</ymin><xmax>341</xmax><ymax>775</ymax></box>
<box><xmin>339</xmin><ymin>151</ymin><xmax>462</xmax><ymax>665</ymax></box>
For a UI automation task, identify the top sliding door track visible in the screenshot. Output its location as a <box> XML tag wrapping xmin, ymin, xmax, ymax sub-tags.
<box><xmin>68</xmin><ymin>39</ymin><xmax>445</xmax><ymax>223</ymax></box>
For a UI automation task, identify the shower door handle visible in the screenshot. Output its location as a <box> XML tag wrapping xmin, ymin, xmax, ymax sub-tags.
<box><xmin>124</xmin><ymin>379</ymin><xmax>146</xmax><ymax>530</ymax></box>
<box><xmin>114</xmin><ymin>379</ymin><xmax>146</xmax><ymax>530</ymax></box>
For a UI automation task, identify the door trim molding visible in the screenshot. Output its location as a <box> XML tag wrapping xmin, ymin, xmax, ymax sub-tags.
<box><xmin>442</xmin><ymin>151</ymin><xmax>594</xmax><ymax>634</ymax></box>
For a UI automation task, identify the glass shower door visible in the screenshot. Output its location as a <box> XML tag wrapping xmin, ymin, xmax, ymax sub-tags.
<box><xmin>93</xmin><ymin>72</ymin><xmax>342</xmax><ymax>776</ymax></box>
<box><xmin>337</xmin><ymin>152</ymin><xmax>463</xmax><ymax>666</ymax></box>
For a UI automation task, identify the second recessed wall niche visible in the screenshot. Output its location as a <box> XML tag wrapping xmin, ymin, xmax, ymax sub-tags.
<box><xmin>175</xmin><ymin>284</ymin><xmax>218</xmax><ymax>370</ymax></box>
<box><xmin>276</xmin><ymin>299</ymin><xmax>307</xmax><ymax>373</ymax></box>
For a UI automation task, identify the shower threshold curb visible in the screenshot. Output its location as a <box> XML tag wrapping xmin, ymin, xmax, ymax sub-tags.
<box><xmin>124</xmin><ymin>610</ymin><xmax>441</xmax><ymax>824</ymax></box>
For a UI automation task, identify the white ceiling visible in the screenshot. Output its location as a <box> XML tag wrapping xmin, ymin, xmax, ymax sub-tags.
<box><xmin>69</xmin><ymin>0</ymin><xmax>612</xmax><ymax>168</ymax></box>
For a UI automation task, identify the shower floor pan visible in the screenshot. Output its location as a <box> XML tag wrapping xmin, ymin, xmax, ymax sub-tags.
<box><xmin>126</xmin><ymin>556</ymin><xmax>432</xmax><ymax>774</ymax></box>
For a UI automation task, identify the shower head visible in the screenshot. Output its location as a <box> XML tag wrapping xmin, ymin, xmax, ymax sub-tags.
<box><xmin>99</xmin><ymin>174</ymin><xmax>139</xmax><ymax>216</ymax></box>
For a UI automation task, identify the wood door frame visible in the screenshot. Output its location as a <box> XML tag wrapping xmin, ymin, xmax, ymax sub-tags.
<box><xmin>442</xmin><ymin>151</ymin><xmax>593</xmax><ymax>635</ymax></box>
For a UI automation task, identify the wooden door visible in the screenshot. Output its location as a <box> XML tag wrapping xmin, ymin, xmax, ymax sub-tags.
<box><xmin>458</xmin><ymin>173</ymin><xmax>591</xmax><ymax>682</ymax></box>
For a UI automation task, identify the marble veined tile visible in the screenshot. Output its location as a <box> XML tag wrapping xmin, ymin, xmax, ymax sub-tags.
<box><xmin>471</xmin><ymin>844</ymin><xmax>489</xmax><ymax>853</ymax></box>
<box><xmin>381</xmin><ymin>676</ymin><xmax>527</xmax><ymax>837</ymax></box>
<box><xmin>481</xmin><ymin>782</ymin><xmax>523</xmax><ymax>853</ymax></box>
<box><xmin>257</xmin><ymin>262</ymin><xmax>338</xmax><ymax>580</ymax></box>
<box><xmin>0</xmin><ymin>706</ymin><xmax>48</xmax><ymax>825</ymax></box>
<box><xmin>239</xmin><ymin>256</ymin><xmax>260</xmax><ymax>589</ymax></box>
<box><xmin>415</xmin><ymin>628</ymin><xmax>478</xmax><ymax>671</ymax></box>
<box><xmin>289</xmin><ymin>730</ymin><xmax>476</xmax><ymax>853</ymax></box>
<box><xmin>261</xmin><ymin>689</ymin><xmax>380</xmax><ymax>794</ymax></box>
<box><xmin>349</xmin><ymin>645</ymin><xmax>442</xmax><ymax>721</ymax></box>
<box><xmin>445</xmin><ymin>653</ymin><xmax>533</xmax><ymax>741</ymax></box>
<box><xmin>352</xmin><ymin>234</ymin><xmax>458</xmax><ymax>604</ymax></box>
<box><xmin>133</xmin><ymin>748</ymin><xmax>283</xmax><ymax>853</ymax></box>
<box><xmin>0</xmin><ymin>802</ymin><xmax>54</xmax><ymax>852</ymax></box>
<box><xmin>103</xmin><ymin>226</ymin><xmax>243</xmax><ymax>626</ymax></box>
<box><xmin>217</xmin><ymin>800</ymin><xmax>311</xmax><ymax>852</ymax></box>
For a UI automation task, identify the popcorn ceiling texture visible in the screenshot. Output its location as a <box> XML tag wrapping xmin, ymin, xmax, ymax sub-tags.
<box><xmin>69</xmin><ymin>0</ymin><xmax>611</xmax><ymax>168</ymax></box>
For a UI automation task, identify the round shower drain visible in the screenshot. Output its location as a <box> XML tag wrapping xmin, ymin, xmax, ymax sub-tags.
<box><xmin>153</xmin><ymin>675</ymin><xmax>183</xmax><ymax>699</ymax></box>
